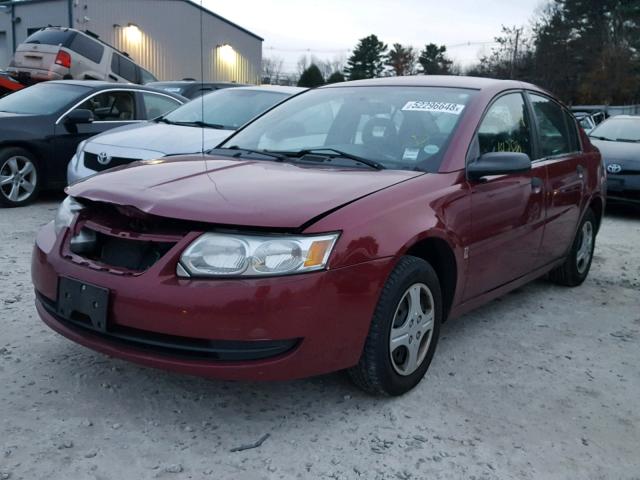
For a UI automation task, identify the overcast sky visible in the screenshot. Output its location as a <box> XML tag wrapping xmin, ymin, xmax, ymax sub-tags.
<box><xmin>204</xmin><ymin>0</ymin><xmax>546</xmax><ymax>73</ymax></box>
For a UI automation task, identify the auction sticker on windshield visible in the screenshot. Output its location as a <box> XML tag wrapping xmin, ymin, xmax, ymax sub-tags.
<box><xmin>402</xmin><ymin>101</ymin><xmax>466</xmax><ymax>114</ymax></box>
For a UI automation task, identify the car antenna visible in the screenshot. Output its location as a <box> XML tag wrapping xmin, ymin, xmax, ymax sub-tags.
<box><xmin>199</xmin><ymin>0</ymin><xmax>205</xmax><ymax>156</ymax></box>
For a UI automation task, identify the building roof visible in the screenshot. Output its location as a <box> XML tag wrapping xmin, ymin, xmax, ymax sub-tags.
<box><xmin>0</xmin><ymin>0</ymin><xmax>264</xmax><ymax>42</ymax></box>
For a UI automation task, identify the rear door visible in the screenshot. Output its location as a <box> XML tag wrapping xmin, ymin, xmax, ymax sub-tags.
<box><xmin>464</xmin><ymin>91</ymin><xmax>546</xmax><ymax>300</ymax></box>
<box><xmin>527</xmin><ymin>93</ymin><xmax>584</xmax><ymax>262</ymax></box>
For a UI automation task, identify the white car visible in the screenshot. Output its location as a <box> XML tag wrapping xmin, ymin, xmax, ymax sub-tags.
<box><xmin>67</xmin><ymin>85</ymin><xmax>304</xmax><ymax>184</ymax></box>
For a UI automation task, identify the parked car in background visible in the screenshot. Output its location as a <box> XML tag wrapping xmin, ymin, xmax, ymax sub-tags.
<box><xmin>0</xmin><ymin>71</ymin><xmax>25</xmax><ymax>97</ymax></box>
<box><xmin>33</xmin><ymin>76</ymin><xmax>604</xmax><ymax>396</ymax></box>
<box><xmin>575</xmin><ymin>112</ymin><xmax>597</xmax><ymax>133</ymax></box>
<box><xmin>146</xmin><ymin>80</ymin><xmax>247</xmax><ymax>99</ymax></box>
<box><xmin>7</xmin><ymin>27</ymin><xmax>157</xmax><ymax>85</ymax></box>
<box><xmin>67</xmin><ymin>85</ymin><xmax>303</xmax><ymax>184</ymax></box>
<box><xmin>0</xmin><ymin>81</ymin><xmax>185</xmax><ymax>207</ymax></box>
<box><xmin>590</xmin><ymin>115</ymin><xmax>640</xmax><ymax>204</ymax></box>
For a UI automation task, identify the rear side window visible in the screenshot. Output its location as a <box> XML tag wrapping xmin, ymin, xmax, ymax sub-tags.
<box><xmin>529</xmin><ymin>94</ymin><xmax>571</xmax><ymax>158</ymax></box>
<box><xmin>477</xmin><ymin>92</ymin><xmax>532</xmax><ymax>158</ymax></box>
<box><xmin>111</xmin><ymin>53</ymin><xmax>138</xmax><ymax>83</ymax></box>
<box><xmin>140</xmin><ymin>69</ymin><xmax>157</xmax><ymax>84</ymax></box>
<box><xmin>69</xmin><ymin>34</ymin><xmax>104</xmax><ymax>64</ymax></box>
<box><xmin>142</xmin><ymin>93</ymin><xmax>181</xmax><ymax>118</ymax></box>
<box><xmin>25</xmin><ymin>29</ymin><xmax>75</xmax><ymax>47</ymax></box>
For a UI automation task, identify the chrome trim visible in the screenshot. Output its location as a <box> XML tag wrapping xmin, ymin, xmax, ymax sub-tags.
<box><xmin>55</xmin><ymin>88</ymin><xmax>185</xmax><ymax>125</ymax></box>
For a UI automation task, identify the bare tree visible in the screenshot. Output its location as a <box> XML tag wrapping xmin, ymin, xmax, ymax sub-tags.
<box><xmin>261</xmin><ymin>56</ymin><xmax>284</xmax><ymax>84</ymax></box>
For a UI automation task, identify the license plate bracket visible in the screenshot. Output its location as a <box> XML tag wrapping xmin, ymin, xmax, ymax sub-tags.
<box><xmin>57</xmin><ymin>277</ymin><xmax>110</xmax><ymax>332</ymax></box>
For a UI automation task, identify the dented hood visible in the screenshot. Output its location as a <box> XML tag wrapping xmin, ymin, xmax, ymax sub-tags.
<box><xmin>67</xmin><ymin>155</ymin><xmax>422</xmax><ymax>229</ymax></box>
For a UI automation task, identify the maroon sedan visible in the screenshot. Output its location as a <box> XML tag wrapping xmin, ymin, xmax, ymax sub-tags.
<box><xmin>32</xmin><ymin>76</ymin><xmax>604</xmax><ymax>395</ymax></box>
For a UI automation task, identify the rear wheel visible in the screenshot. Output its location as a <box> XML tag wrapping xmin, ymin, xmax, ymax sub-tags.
<box><xmin>0</xmin><ymin>148</ymin><xmax>41</xmax><ymax>207</ymax></box>
<box><xmin>549</xmin><ymin>209</ymin><xmax>597</xmax><ymax>286</ymax></box>
<box><xmin>348</xmin><ymin>256</ymin><xmax>442</xmax><ymax>396</ymax></box>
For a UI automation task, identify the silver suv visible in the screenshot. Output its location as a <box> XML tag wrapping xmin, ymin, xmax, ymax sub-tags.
<box><xmin>7</xmin><ymin>27</ymin><xmax>157</xmax><ymax>85</ymax></box>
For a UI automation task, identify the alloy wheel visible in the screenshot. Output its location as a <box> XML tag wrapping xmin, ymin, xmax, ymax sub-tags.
<box><xmin>0</xmin><ymin>156</ymin><xmax>37</xmax><ymax>203</ymax></box>
<box><xmin>576</xmin><ymin>221</ymin><xmax>594</xmax><ymax>274</ymax></box>
<box><xmin>389</xmin><ymin>283</ymin><xmax>435</xmax><ymax>376</ymax></box>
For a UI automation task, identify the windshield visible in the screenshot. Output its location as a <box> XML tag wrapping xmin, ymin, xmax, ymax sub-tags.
<box><xmin>163</xmin><ymin>89</ymin><xmax>289</xmax><ymax>130</ymax></box>
<box><xmin>24</xmin><ymin>29</ymin><xmax>74</xmax><ymax>46</ymax></box>
<box><xmin>221</xmin><ymin>86</ymin><xmax>476</xmax><ymax>172</ymax></box>
<box><xmin>590</xmin><ymin>117</ymin><xmax>640</xmax><ymax>142</ymax></box>
<box><xmin>0</xmin><ymin>83</ymin><xmax>89</xmax><ymax>115</ymax></box>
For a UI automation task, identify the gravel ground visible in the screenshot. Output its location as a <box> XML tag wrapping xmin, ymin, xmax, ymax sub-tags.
<box><xmin>1</xmin><ymin>194</ymin><xmax>639</xmax><ymax>480</ymax></box>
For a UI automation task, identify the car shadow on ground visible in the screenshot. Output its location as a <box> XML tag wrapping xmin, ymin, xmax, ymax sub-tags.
<box><xmin>605</xmin><ymin>202</ymin><xmax>639</xmax><ymax>219</ymax></box>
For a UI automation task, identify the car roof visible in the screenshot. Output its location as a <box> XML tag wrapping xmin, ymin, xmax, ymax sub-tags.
<box><xmin>232</xmin><ymin>85</ymin><xmax>306</xmax><ymax>94</ymax></box>
<box><xmin>321</xmin><ymin>75</ymin><xmax>544</xmax><ymax>92</ymax></box>
<box><xmin>42</xmin><ymin>80</ymin><xmax>188</xmax><ymax>100</ymax></box>
<box><xmin>148</xmin><ymin>81</ymin><xmax>245</xmax><ymax>87</ymax></box>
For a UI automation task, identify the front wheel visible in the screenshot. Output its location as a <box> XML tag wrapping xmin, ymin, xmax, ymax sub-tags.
<box><xmin>0</xmin><ymin>148</ymin><xmax>41</xmax><ymax>207</ymax></box>
<box><xmin>549</xmin><ymin>209</ymin><xmax>597</xmax><ymax>286</ymax></box>
<box><xmin>348</xmin><ymin>256</ymin><xmax>442</xmax><ymax>396</ymax></box>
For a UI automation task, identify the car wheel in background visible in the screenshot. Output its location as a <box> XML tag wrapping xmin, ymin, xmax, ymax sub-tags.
<box><xmin>0</xmin><ymin>147</ymin><xmax>41</xmax><ymax>207</ymax></box>
<box><xmin>549</xmin><ymin>208</ymin><xmax>597</xmax><ymax>286</ymax></box>
<box><xmin>348</xmin><ymin>256</ymin><xmax>442</xmax><ymax>396</ymax></box>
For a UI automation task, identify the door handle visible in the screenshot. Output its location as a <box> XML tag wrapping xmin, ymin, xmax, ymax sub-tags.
<box><xmin>531</xmin><ymin>177</ymin><xmax>543</xmax><ymax>194</ymax></box>
<box><xmin>577</xmin><ymin>165</ymin><xmax>585</xmax><ymax>180</ymax></box>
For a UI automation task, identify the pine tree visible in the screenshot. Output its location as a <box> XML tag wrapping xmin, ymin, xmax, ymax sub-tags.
<box><xmin>297</xmin><ymin>64</ymin><xmax>325</xmax><ymax>88</ymax></box>
<box><xmin>418</xmin><ymin>44</ymin><xmax>452</xmax><ymax>75</ymax></box>
<box><xmin>345</xmin><ymin>35</ymin><xmax>388</xmax><ymax>80</ymax></box>
<box><xmin>385</xmin><ymin>44</ymin><xmax>416</xmax><ymax>76</ymax></box>
<box><xmin>327</xmin><ymin>71</ymin><xmax>346</xmax><ymax>84</ymax></box>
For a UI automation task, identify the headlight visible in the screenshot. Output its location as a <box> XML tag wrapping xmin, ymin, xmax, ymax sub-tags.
<box><xmin>178</xmin><ymin>233</ymin><xmax>340</xmax><ymax>278</ymax></box>
<box><xmin>54</xmin><ymin>196</ymin><xmax>84</xmax><ymax>235</ymax></box>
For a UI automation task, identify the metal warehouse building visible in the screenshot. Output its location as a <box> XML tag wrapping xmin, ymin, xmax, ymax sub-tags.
<box><xmin>0</xmin><ymin>0</ymin><xmax>263</xmax><ymax>83</ymax></box>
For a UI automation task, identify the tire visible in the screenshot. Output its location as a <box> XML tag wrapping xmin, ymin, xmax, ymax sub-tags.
<box><xmin>348</xmin><ymin>256</ymin><xmax>442</xmax><ymax>396</ymax></box>
<box><xmin>549</xmin><ymin>208</ymin><xmax>597</xmax><ymax>287</ymax></box>
<box><xmin>0</xmin><ymin>147</ymin><xmax>41</xmax><ymax>208</ymax></box>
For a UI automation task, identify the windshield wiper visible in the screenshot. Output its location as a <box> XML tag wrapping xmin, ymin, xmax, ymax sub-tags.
<box><xmin>213</xmin><ymin>146</ymin><xmax>289</xmax><ymax>162</ymax></box>
<box><xmin>590</xmin><ymin>135</ymin><xmax>614</xmax><ymax>141</ymax></box>
<box><xmin>615</xmin><ymin>138</ymin><xmax>640</xmax><ymax>143</ymax></box>
<box><xmin>156</xmin><ymin>118</ymin><xmax>226</xmax><ymax>129</ymax></box>
<box><xmin>272</xmin><ymin>148</ymin><xmax>385</xmax><ymax>170</ymax></box>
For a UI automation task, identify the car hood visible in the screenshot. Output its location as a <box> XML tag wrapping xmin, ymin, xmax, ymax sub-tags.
<box><xmin>591</xmin><ymin>138</ymin><xmax>640</xmax><ymax>165</ymax></box>
<box><xmin>88</xmin><ymin>122</ymin><xmax>233</xmax><ymax>155</ymax></box>
<box><xmin>67</xmin><ymin>155</ymin><xmax>422</xmax><ymax>228</ymax></box>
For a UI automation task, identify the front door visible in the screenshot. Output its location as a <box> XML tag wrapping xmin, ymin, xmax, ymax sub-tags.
<box><xmin>51</xmin><ymin>90</ymin><xmax>140</xmax><ymax>185</ymax></box>
<box><xmin>464</xmin><ymin>92</ymin><xmax>546</xmax><ymax>300</ymax></box>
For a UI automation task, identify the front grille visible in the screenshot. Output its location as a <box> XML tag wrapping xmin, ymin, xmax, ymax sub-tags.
<box><xmin>65</xmin><ymin>203</ymin><xmax>186</xmax><ymax>274</ymax></box>
<box><xmin>70</xmin><ymin>228</ymin><xmax>176</xmax><ymax>272</ymax></box>
<box><xmin>84</xmin><ymin>152</ymin><xmax>141</xmax><ymax>172</ymax></box>
<box><xmin>37</xmin><ymin>293</ymin><xmax>299</xmax><ymax>361</ymax></box>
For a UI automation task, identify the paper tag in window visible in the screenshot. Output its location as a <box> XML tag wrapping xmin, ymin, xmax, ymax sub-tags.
<box><xmin>402</xmin><ymin>101</ymin><xmax>465</xmax><ymax>115</ymax></box>
<box><xmin>402</xmin><ymin>147</ymin><xmax>420</xmax><ymax>162</ymax></box>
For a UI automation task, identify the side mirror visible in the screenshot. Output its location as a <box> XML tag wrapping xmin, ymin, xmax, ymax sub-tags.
<box><xmin>65</xmin><ymin>109</ymin><xmax>94</xmax><ymax>125</ymax></box>
<box><xmin>467</xmin><ymin>152</ymin><xmax>531</xmax><ymax>180</ymax></box>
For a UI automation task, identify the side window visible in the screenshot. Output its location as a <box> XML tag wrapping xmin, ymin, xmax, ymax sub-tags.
<box><xmin>69</xmin><ymin>34</ymin><xmax>104</xmax><ymax>64</ymax></box>
<box><xmin>529</xmin><ymin>94</ymin><xmax>571</xmax><ymax>157</ymax></box>
<box><xmin>142</xmin><ymin>93</ymin><xmax>180</xmax><ymax>119</ymax></box>
<box><xmin>477</xmin><ymin>93</ymin><xmax>532</xmax><ymax>158</ymax></box>
<box><xmin>76</xmin><ymin>91</ymin><xmax>136</xmax><ymax>121</ymax></box>
<box><xmin>564</xmin><ymin>110</ymin><xmax>581</xmax><ymax>151</ymax></box>
<box><xmin>111</xmin><ymin>54</ymin><xmax>138</xmax><ymax>83</ymax></box>
<box><xmin>140</xmin><ymin>68</ymin><xmax>156</xmax><ymax>85</ymax></box>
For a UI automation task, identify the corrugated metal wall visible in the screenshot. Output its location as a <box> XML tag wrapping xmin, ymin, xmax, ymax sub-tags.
<box><xmin>72</xmin><ymin>0</ymin><xmax>261</xmax><ymax>83</ymax></box>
